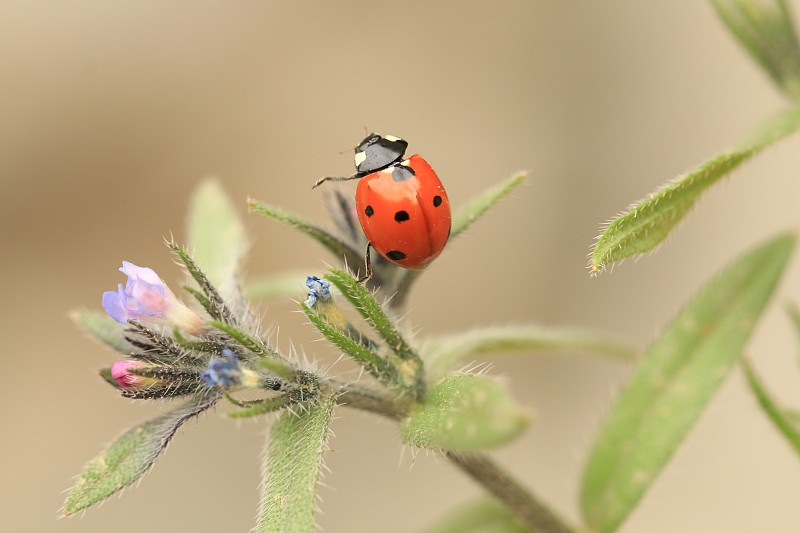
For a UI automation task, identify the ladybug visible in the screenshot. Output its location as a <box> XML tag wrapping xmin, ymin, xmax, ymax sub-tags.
<box><xmin>313</xmin><ymin>133</ymin><xmax>451</xmax><ymax>280</ymax></box>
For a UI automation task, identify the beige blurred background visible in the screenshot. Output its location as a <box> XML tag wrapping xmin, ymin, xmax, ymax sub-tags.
<box><xmin>3</xmin><ymin>2</ymin><xmax>800</xmax><ymax>532</ymax></box>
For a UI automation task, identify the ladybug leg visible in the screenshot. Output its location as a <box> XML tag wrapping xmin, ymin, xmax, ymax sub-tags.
<box><xmin>356</xmin><ymin>242</ymin><xmax>373</xmax><ymax>284</ymax></box>
<box><xmin>312</xmin><ymin>173</ymin><xmax>362</xmax><ymax>189</ymax></box>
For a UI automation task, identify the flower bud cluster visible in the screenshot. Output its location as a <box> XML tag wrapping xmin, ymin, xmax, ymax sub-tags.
<box><xmin>99</xmin><ymin>262</ymin><xmax>265</xmax><ymax>398</ymax></box>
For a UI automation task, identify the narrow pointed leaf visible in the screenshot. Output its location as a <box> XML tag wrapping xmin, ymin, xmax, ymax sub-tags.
<box><xmin>711</xmin><ymin>0</ymin><xmax>800</xmax><ymax>99</ymax></box>
<box><xmin>168</xmin><ymin>242</ymin><xmax>238</xmax><ymax>325</ymax></box>
<box><xmin>245</xmin><ymin>270</ymin><xmax>310</xmax><ymax>301</ymax></box>
<box><xmin>228</xmin><ymin>395</ymin><xmax>294</xmax><ymax>419</ymax></box>
<box><xmin>424</xmin><ymin>325</ymin><xmax>637</xmax><ymax>380</ymax></box>
<box><xmin>581</xmin><ymin>233</ymin><xmax>795</xmax><ymax>533</ymax></box>
<box><xmin>248</xmin><ymin>199</ymin><xmax>361</xmax><ymax>263</ymax></box>
<box><xmin>424</xmin><ymin>499</ymin><xmax>529</xmax><ymax>533</ymax></box>
<box><xmin>187</xmin><ymin>179</ymin><xmax>247</xmax><ymax>299</ymax></box>
<box><xmin>451</xmin><ymin>171</ymin><xmax>528</xmax><ymax>239</ymax></box>
<box><xmin>402</xmin><ymin>374</ymin><xmax>529</xmax><ymax>452</ymax></box>
<box><xmin>70</xmin><ymin>309</ymin><xmax>130</xmax><ymax>354</ymax></box>
<box><xmin>256</xmin><ymin>392</ymin><xmax>337</xmax><ymax>533</ymax></box>
<box><xmin>63</xmin><ymin>392</ymin><xmax>219</xmax><ymax>515</ymax></box>
<box><xmin>590</xmin><ymin>106</ymin><xmax>800</xmax><ymax>273</ymax></box>
<box><xmin>325</xmin><ymin>268</ymin><xmax>419</xmax><ymax>363</ymax></box>
<box><xmin>208</xmin><ymin>320</ymin><xmax>295</xmax><ymax>377</ymax></box>
<box><xmin>742</xmin><ymin>358</ymin><xmax>800</xmax><ymax>457</ymax></box>
<box><xmin>325</xmin><ymin>268</ymin><xmax>425</xmax><ymax>396</ymax></box>
<box><xmin>302</xmin><ymin>303</ymin><xmax>398</xmax><ymax>388</ymax></box>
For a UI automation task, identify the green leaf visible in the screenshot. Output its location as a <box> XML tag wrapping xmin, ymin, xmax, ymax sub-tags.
<box><xmin>424</xmin><ymin>325</ymin><xmax>637</xmax><ymax>381</ymax></box>
<box><xmin>325</xmin><ymin>268</ymin><xmax>419</xmax><ymax>363</ymax></box>
<box><xmin>70</xmin><ymin>309</ymin><xmax>130</xmax><ymax>353</ymax></box>
<box><xmin>301</xmin><ymin>303</ymin><xmax>398</xmax><ymax>389</ymax></box>
<box><xmin>228</xmin><ymin>395</ymin><xmax>294</xmax><ymax>419</ymax></box>
<box><xmin>590</xmin><ymin>106</ymin><xmax>800</xmax><ymax>274</ymax></box>
<box><xmin>246</xmin><ymin>270</ymin><xmax>310</xmax><ymax>301</ymax></box>
<box><xmin>581</xmin><ymin>232</ymin><xmax>795</xmax><ymax>533</ymax></box>
<box><xmin>325</xmin><ymin>268</ymin><xmax>425</xmax><ymax>397</ymax></box>
<box><xmin>786</xmin><ymin>301</ymin><xmax>800</xmax><ymax>343</ymax></box>
<box><xmin>424</xmin><ymin>499</ymin><xmax>529</xmax><ymax>533</ymax></box>
<box><xmin>187</xmin><ymin>179</ymin><xmax>247</xmax><ymax>299</ymax></box>
<box><xmin>742</xmin><ymin>358</ymin><xmax>800</xmax><ymax>457</ymax></box>
<box><xmin>712</xmin><ymin>0</ymin><xmax>800</xmax><ymax>100</ymax></box>
<box><xmin>248</xmin><ymin>199</ymin><xmax>361</xmax><ymax>263</ymax></box>
<box><xmin>451</xmin><ymin>171</ymin><xmax>528</xmax><ymax>239</ymax></box>
<box><xmin>63</xmin><ymin>392</ymin><xmax>219</xmax><ymax>515</ymax></box>
<box><xmin>208</xmin><ymin>320</ymin><xmax>295</xmax><ymax>377</ymax></box>
<box><xmin>256</xmin><ymin>392</ymin><xmax>337</xmax><ymax>533</ymax></box>
<box><xmin>168</xmin><ymin>241</ymin><xmax>237</xmax><ymax>325</ymax></box>
<box><xmin>402</xmin><ymin>374</ymin><xmax>529</xmax><ymax>452</ymax></box>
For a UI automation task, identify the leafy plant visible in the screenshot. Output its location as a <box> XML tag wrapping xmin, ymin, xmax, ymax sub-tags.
<box><xmin>65</xmin><ymin>2</ymin><xmax>800</xmax><ymax>531</ymax></box>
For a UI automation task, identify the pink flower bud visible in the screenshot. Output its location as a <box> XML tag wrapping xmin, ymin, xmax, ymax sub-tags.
<box><xmin>110</xmin><ymin>360</ymin><xmax>159</xmax><ymax>390</ymax></box>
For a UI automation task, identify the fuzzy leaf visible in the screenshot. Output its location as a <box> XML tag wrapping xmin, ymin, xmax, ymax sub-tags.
<box><xmin>168</xmin><ymin>242</ymin><xmax>238</xmax><ymax>325</ymax></box>
<box><xmin>187</xmin><ymin>179</ymin><xmax>247</xmax><ymax>299</ymax></box>
<box><xmin>302</xmin><ymin>303</ymin><xmax>397</xmax><ymax>388</ymax></box>
<box><xmin>581</xmin><ymin>232</ymin><xmax>795</xmax><ymax>533</ymax></box>
<box><xmin>742</xmin><ymin>358</ymin><xmax>800</xmax><ymax>457</ymax></box>
<box><xmin>228</xmin><ymin>395</ymin><xmax>294</xmax><ymax>419</ymax></box>
<box><xmin>712</xmin><ymin>0</ymin><xmax>800</xmax><ymax>99</ymax></box>
<box><xmin>248</xmin><ymin>199</ymin><xmax>361</xmax><ymax>263</ymax></box>
<box><xmin>325</xmin><ymin>268</ymin><xmax>425</xmax><ymax>397</ymax></box>
<box><xmin>325</xmin><ymin>268</ymin><xmax>419</xmax><ymax>362</ymax></box>
<box><xmin>70</xmin><ymin>309</ymin><xmax>130</xmax><ymax>353</ymax></box>
<box><xmin>246</xmin><ymin>270</ymin><xmax>310</xmax><ymax>301</ymax></box>
<box><xmin>424</xmin><ymin>499</ymin><xmax>529</xmax><ymax>533</ymax></box>
<box><xmin>425</xmin><ymin>325</ymin><xmax>637</xmax><ymax>380</ymax></box>
<box><xmin>402</xmin><ymin>374</ymin><xmax>529</xmax><ymax>452</ymax></box>
<box><xmin>451</xmin><ymin>171</ymin><xmax>528</xmax><ymax>239</ymax></box>
<box><xmin>256</xmin><ymin>392</ymin><xmax>337</xmax><ymax>533</ymax></box>
<box><xmin>63</xmin><ymin>392</ymin><xmax>219</xmax><ymax>515</ymax></box>
<box><xmin>590</xmin><ymin>106</ymin><xmax>800</xmax><ymax>273</ymax></box>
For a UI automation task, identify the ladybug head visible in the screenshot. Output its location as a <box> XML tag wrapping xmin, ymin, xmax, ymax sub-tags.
<box><xmin>354</xmin><ymin>133</ymin><xmax>408</xmax><ymax>174</ymax></box>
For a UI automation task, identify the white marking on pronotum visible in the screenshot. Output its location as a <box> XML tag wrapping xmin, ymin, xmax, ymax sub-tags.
<box><xmin>354</xmin><ymin>151</ymin><xmax>367</xmax><ymax>167</ymax></box>
<box><xmin>384</xmin><ymin>134</ymin><xmax>401</xmax><ymax>142</ymax></box>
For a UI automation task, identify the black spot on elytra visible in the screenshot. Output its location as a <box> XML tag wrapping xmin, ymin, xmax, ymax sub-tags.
<box><xmin>387</xmin><ymin>250</ymin><xmax>406</xmax><ymax>261</ymax></box>
<box><xmin>391</xmin><ymin>165</ymin><xmax>415</xmax><ymax>182</ymax></box>
<box><xmin>433</xmin><ymin>195</ymin><xmax>443</xmax><ymax>207</ymax></box>
<box><xmin>394</xmin><ymin>210</ymin><xmax>409</xmax><ymax>222</ymax></box>
<box><xmin>364</xmin><ymin>205</ymin><xmax>374</xmax><ymax>217</ymax></box>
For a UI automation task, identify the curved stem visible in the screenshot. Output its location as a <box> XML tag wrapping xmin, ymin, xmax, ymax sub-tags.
<box><xmin>336</xmin><ymin>387</ymin><xmax>577</xmax><ymax>533</ymax></box>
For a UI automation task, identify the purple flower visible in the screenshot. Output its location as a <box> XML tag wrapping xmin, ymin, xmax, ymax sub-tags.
<box><xmin>102</xmin><ymin>261</ymin><xmax>204</xmax><ymax>333</ymax></box>
<box><xmin>201</xmin><ymin>349</ymin><xmax>243</xmax><ymax>387</ymax></box>
<box><xmin>110</xmin><ymin>360</ymin><xmax>159</xmax><ymax>390</ymax></box>
<box><xmin>305</xmin><ymin>275</ymin><xmax>331</xmax><ymax>308</ymax></box>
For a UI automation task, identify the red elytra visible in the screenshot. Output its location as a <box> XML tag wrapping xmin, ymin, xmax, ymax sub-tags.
<box><xmin>355</xmin><ymin>155</ymin><xmax>451</xmax><ymax>269</ymax></box>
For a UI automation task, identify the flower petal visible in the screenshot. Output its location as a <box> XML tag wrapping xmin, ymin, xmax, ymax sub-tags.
<box><xmin>102</xmin><ymin>286</ymin><xmax>128</xmax><ymax>324</ymax></box>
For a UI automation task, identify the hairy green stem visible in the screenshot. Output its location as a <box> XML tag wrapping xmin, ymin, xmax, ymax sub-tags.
<box><xmin>337</xmin><ymin>387</ymin><xmax>576</xmax><ymax>533</ymax></box>
<box><xmin>446</xmin><ymin>452</ymin><xmax>576</xmax><ymax>533</ymax></box>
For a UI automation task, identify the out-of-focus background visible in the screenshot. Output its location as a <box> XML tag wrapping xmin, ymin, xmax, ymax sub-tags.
<box><xmin>3</xmin><ymin>2</ymin><xmax>800</xmax><ymax>532</ymax></box>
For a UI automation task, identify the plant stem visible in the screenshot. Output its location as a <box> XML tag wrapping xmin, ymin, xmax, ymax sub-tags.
<box><xmin>446</xmin><ymin>451</ymin><xmax>577</xmax><ymax>533</ymax></box>
<box><xmin>337</xmin><ymin>386</ymin><xmax>577</xmax><ymax>533</ymax></box>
